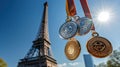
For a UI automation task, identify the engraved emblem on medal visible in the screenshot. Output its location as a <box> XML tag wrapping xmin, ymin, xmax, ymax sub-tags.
<box><xmin>86</xmin><ymin>32</ymin><xmax>113</xmax><ymax>58</ymax></box>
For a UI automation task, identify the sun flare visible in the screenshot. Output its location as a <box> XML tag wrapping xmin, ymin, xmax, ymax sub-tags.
<box><xmin>97</xmin><ymin>11</ymin><xmax>110</xmax><ymax>23</ymax></box>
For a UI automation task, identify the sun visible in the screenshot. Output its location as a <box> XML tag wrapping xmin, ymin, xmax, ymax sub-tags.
<box><xmin>97</xmin><ymin>11</ymin><xmax>110</xmax><ymax>23</ymax></box>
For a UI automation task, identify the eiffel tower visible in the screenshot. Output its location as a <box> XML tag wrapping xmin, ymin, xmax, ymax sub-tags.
<box><xmin>17</xmin><ymin>2</ymin><xmax>57</xmax><ymax>67</ymax></box>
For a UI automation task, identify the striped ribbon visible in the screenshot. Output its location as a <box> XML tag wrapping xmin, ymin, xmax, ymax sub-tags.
<box><xmin>66</xmin><ymin>0</ymin><xmax>77</xmax><ymax>16</ymax></box>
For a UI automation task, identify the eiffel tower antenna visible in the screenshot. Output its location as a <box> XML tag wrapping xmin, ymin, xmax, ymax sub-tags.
<box><xmin>36</xmin><ymin>2</ymin><xmax>50</xmax><ymax>41</ymax></box>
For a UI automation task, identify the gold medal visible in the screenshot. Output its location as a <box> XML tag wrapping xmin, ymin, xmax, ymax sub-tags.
<box><xmin>86</xmin><ymin>32</ymin><xmax>113</xmax><ymax>58</ymax></box>
<box><xmin>65</xmin><ymin>38</ymin><xmax>81</xmax><ymax>60</ymax></box>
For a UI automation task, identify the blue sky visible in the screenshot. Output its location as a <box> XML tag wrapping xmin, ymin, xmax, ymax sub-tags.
<box><xmin>0</xmin><ymin>0</ymin><xmax>120</xmax><ymax>67</ymax></box>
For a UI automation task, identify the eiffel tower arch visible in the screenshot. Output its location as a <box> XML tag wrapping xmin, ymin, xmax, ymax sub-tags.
<box><xmin>17</xmin><ymin>2</ymin><xmax>57</xmax><ymax>67</ymax></box>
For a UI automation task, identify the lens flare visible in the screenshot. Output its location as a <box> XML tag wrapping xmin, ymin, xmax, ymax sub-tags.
<box><xmin>97</xmin><ymin>11</ymin><xmax>110</xmax><ymax>22</ymax></box>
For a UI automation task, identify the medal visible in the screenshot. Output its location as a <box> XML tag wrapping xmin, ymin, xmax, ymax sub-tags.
<box><xmin>59</xmin><ymin>21</ymin><xmax>78</xmax><ymax>39</ymax></box>
<box><xmin>79</xmin><ymin>17</ymin><xmax>92</xmax><ymax>35</ymax></box>
<box><xmin>86</xmin><ymin>32</ymin><xmax>113</xmax><ymax>58</ymax></box>
<box><xmin>65</xmin><ymin>38</ymin><xmax>81</xmax><ymax>60</ymax></box>
<box><xmin>74</xmin><ymin>16</ymin><xmax>93</xmax><ymax>35</ymax></box>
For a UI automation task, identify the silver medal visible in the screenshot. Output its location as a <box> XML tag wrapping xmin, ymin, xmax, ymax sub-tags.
<box><xmin>75</xmin><ymin>17</ymin><xmax>93</xmax><ymax>35</ymax></box>
<box><xmin>59</xmin><ymin>21</ymin><xmax>78</xmax><ymax>39</ymax></box>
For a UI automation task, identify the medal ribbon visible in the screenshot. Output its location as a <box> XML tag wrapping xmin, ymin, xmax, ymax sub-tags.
<box><xmin>66</xmin><ymin>0</ymin><xmax>77</xmax><ymax>16</ymax></box>
<box><xmin>80</xmin><ymin>0</ymin><xmax>95</xmax><ymax>30</ymax></box>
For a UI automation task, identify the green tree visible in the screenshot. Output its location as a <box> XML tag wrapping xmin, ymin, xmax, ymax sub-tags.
<box><xmin>97</xmin><ymin>49</ymin><xmax>120</xmax><ymax>67</ymax></box>
<box><xmin>0</xmin><ymin>58</ymin><xmax>7</xmax><ymax>67</ymax></box>
<box><xmin>107</xmin><ymin>50</ymin><xmax>120</xmax><ymax>67</ymax></box>
<box><xmin>97</xmin><ymin>63</ymin><xmax>107</xmax><ymax>67</ymax></box>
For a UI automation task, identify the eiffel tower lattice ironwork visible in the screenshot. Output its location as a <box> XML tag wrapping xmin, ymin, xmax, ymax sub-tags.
<box><xmin>17</xmin><ymin>2</ymin><xmax>57</xmax><ymax>67</ymax></box>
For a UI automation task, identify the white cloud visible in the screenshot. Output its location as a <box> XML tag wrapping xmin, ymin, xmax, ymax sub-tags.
<box><xmin>69</xmin><ymin>62</ymin><xmax>80</xmax><ymax>66</ymax></box>
<box><xmin>58</xmin><ymin>62</ymin><xmax>81</xmax><ymax>67</ymax></box>
<box><xmin>58</xmin><ymin>63</ymin><xmax>67</xmax><ymax>67</ymax></box>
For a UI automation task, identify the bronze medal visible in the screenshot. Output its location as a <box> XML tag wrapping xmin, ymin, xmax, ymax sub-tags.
<box><xmin>87</xmin><ymin>32</ymin><xmax>113</xmax><ymax>58</ymax></box>
<box><xmin>65</xmin><ymin>38</ymin><xmax>81</xmax><ymax>60</ymax></box>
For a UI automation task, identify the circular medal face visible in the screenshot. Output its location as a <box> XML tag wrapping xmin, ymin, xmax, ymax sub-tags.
<box><xmin>59</xmin><ymin>21</ymin><xmax>78</xmax><ymax>39</ymax></box>
<box><xmin>87</xmin><ymin>36</ymin><xmax>113</xmax><ymax>58</ymax></box>
<box><xmin>65</xmin><ymin>39</ymin><xmax>81</xmax><ymax>60</ymax></box>
<box><xmin>77</xmin><ymin>17</ymin><xmax>92</xmax><ymax>35</ymax></box>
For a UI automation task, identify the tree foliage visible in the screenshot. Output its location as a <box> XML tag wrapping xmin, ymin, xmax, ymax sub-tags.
<box><xmin>97</xmin><ymin>49</ymin><xmax>120</xmax><ymax>67</ymax></box>
<box><xmin>107</xmin><ymin>50</ymin><xmax>120</xmax><ymax>67</ymax></box>
<box><xmin>97</xmin><ymin>63</ymin><xmax>107</xmax><ymax>67</ymax></box>
<box><xmin>0</xmin><ymin>58</ymin><xmax>7</xmax><ymax>67</ymax></box>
